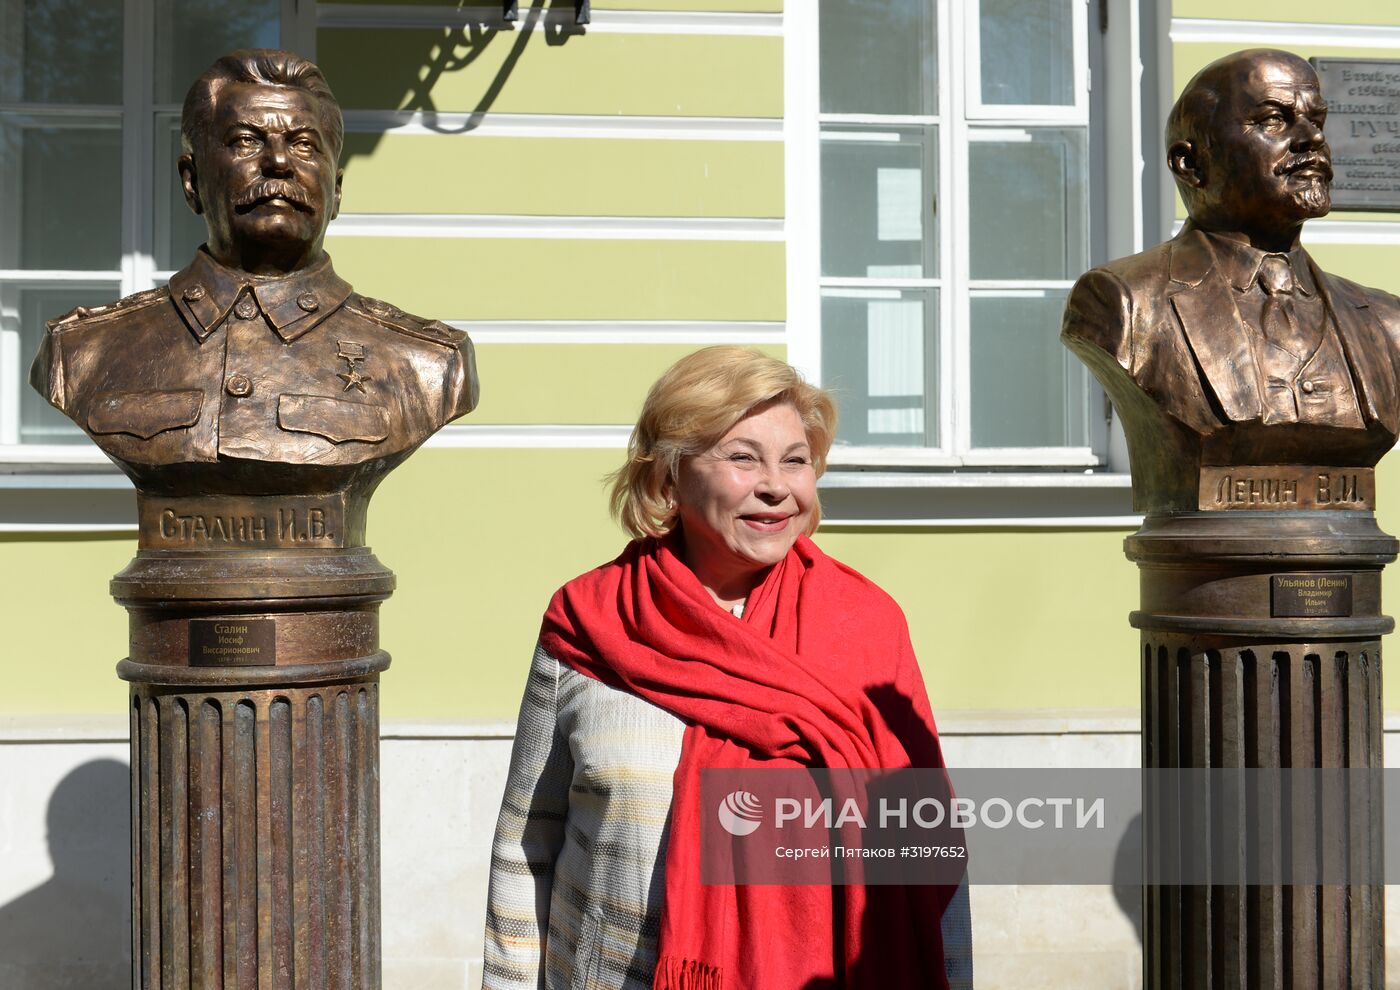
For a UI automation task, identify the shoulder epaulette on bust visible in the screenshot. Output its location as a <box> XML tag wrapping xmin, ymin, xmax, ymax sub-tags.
<box><xmin>344</xmin><ymin>293</ymin><xmax>467</xmax><ymax>347</ymax></box>
<box><xmin>47</xmin><ymin>286</ymin><xmax>170</xmax><ymax>331</ymax></box>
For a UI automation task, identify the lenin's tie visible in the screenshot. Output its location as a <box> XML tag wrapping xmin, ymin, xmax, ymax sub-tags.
<box><xmin>1258</xmin><ymin>254</ymin><xmax>1311</xmax><ymax>358</ymax></box>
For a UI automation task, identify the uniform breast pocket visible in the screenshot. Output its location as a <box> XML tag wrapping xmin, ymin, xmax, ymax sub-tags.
<box><xmin>87</xmin><ymin>389</ymin><xmax>203</xmax><ymax>438</ymax></box>
<box><xmin>277</xmin><ymin>394</ymin><xmax>390</xmax><ymax>444</ymax></box>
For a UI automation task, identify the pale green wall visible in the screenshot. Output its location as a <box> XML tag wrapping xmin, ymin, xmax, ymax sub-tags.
<box><xmin>317</xmin><ymin>29</ymin><xmax>782</xmax><ymax>117</ymax></box>
<box><xmin>1172</xmin><ymin>0</ymin><xmax>1391</xmax><ymax>24</ymax></box>
<box><xmin>325</xmin><ymin>238</ymin><xmax>787</xmax><ymax>321</ymax></box>
<box><xmin>15</xmin><ymin>0</ymin><xmax>1400</xmax><ymax>724</ymax></box>
<box><xmin>14</xmin><ymin>463</ymin><xmax>1400</xmax><ymax>720</ymax></box>
<box><xmin>466</xmin><ymin>344</ymin><xmax>785</xmax><ymax>424</ymax></box>
<box><xmin>340</xmin><ymin>136</ymin><xmax>784</xmax><ymax>218</ymax></box>
<box><xmin>1</xmin><ymin>535</ymin><xmax>134</xmax><ymax>714</ymax></box>
<box><xmin>0</xmin><ymin>488</ymin><xmax>1147</xmax><ymax>720</ymax></box>
<box><xmin>1174</xmin><ymin>42</ymin><xmax>1400</xmax><ymax>99</ymax></box>
<box><xmin>330</xmin><ymin>0</ymin><xmax>782</xmax><ymax>9</ymax></box>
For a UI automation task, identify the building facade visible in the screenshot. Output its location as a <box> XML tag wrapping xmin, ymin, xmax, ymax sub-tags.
<box><xmin>3</xmin><ymin>0</ymin><xmax>1400</xmax><ymax>986</ymax></box>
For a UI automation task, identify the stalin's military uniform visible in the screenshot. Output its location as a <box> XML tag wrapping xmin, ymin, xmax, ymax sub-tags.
<box><xmin>30</xmin><ymin>249</ymin><xmax>478</xmax><ymax>497</ymax></box>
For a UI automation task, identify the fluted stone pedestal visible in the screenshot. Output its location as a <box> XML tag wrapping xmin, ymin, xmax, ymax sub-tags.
<box><xmin>112</xmin><ymin>525</ymin><xmax>395</xmax><ymax>990</ymax></box>
<box><xmin>1128</xmin><ymin>511</ymin><xmax>1389</xmax><ymax>989</ymax></box>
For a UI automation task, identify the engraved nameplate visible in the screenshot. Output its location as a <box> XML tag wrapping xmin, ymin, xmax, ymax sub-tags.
<box><xmin>139</xmin><ymin>494</ymin><xmax>346</xmax><ymax>549</ymax></box>
<box><xmin>1199</xmin><ymin>466</ymin><xmax>1373</xmax><ymax>511</ymax></box>
<box><xmin>1271</xmin><ymin>574</ymin><xmax>1354</xmax><ymax>618</ymax></box>
<box><xmin>189</xmin><ymin>618</ymin><xmax>276</xmax><ymax>666</ymax></box>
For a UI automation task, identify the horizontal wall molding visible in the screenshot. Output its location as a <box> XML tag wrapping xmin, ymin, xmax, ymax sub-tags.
<box><xmin>0</xmin><ymin>521</ymin><xmax>135</xmax><ymax>533</ymax></box>
<box><xmin>821</xmin><ymin>516</ymin><xmax>1142</xmax><ymax>528</ymax></box>
<box><xmin>452</xmin><ymin>320</ymin><xmax>785</xmax><ymax>344</ymax></box>
<box><xmin>0</xmin><ymin>446</ymin><xmax>111</xmax><ymax>466</ymax></box>
<box><xmin>341</xmin><ymin>109</ymin><xmax>782</xmax><ymax>142</ymax></box>
<box><xmin>821</xmin><ymin>471</ymin><xmax>1133</xmax><ymax>490</ymax></box>
<box><xmin>1302</xmin><ymin>219</ymin><xmax>1400</xmax><ymax>245</ymax></box>
<box><xmin>327</xmin><ymin>213</ymin><xmax>784</xmax><ymax>240</ymax></box>
<box><xmin>1171</xmin><ymin>217</ymin><xmax>1400</xmax><ymax>245</ymax></box>
<box><xmin>819</xmin><ymin>472</ymin><xmax>1140</xmax><ymax>528</ymax></box>
<box><xmin>0</xmin><ymin>715</ymin><xmax>515</xmax><ymax>744</ymax></box>
<box><xmin>424</xmin><ymin>423</ymin><xmax>632</xmax><ymax>448</ymax></box>
<box><xmin>15</xmin><ymin>711</ymin><xmax>1400</xmax><ymax>742</ymax></box>
<box><xmin>0</xmin><ymin>473</ymin><xmax>136</xmax><ymax>532</ymax></box>
<box><xmin>7</xmin><ymin>712</ymin><xmax>1130</xmax><ymax>742</ymax></box>
<box><xmin>1171</xmin><ymin>17</ymin><xmax>1400</xmax><ymax>48</ymax></box>
<box><xmin>318</xmin><ymin>3</ymin><xmax>782</xmax><ymax>35</ymax></box>
<box><xmin>0</xmin><ymin>460</ymin><xmax>1140</xmax><ymax>528</ymax></box>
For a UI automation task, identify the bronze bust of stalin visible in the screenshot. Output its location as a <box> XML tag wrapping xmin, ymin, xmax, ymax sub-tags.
<box><xmin>43</xmin><ymin>53</ymin><xmax>481</xmax><ymax>983</ymax></box>
<box><xmin>1062</xmin><ymin>49</ymin><xmax>1400</xmax><ymax>512</ymax></box>
<box><xmin>30</xmin><ymin>49</ymin><xmax>477</xmax><ymax>519</ymax></box>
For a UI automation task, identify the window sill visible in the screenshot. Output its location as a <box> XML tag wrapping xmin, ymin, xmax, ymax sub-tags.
<box><xmin>827</xmin><ymin>446</ymin><xmax>1103</xmax><ymax>469</ymax></box>
<box><xmin>0</xmin><ymin>466</ymin><xmax>135</xmax><ymax>533</ymax></box>
<box><xmin>0</xmin><ymin>444</ymin><xmax>113</xmax><ymax>467</ymax></box>
<box><xmin>818</xmin><ymin>470</ymin><xmax>1138</xmax><ymax>527</ymax></box>
<box><xmin>0</xmin><ymin>463</ymin><xmax>1140</xmax><ymax>533</ymax></box>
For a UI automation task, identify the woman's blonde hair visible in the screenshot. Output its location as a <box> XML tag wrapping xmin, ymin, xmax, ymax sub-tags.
<box><xmin>609</xmin><ymin>346</ymin><xmax>838</xmax><ymax>539</ymax></box>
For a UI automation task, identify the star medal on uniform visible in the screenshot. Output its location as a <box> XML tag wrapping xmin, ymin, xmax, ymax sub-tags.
<box><xmin>337</xmin><ymin>340</ymin><xmax>371</xmax><ymax>393</ymax></box>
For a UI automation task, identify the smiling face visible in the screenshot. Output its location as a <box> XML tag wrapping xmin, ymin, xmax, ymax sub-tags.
<box><xmin>180</xmin><ymin>81</ymin><xmax>342</xmax><ymax>274</ymax></box>
<box><xmin>1176</xmin><ymin>52</ymin><xmax>1332</xmax><ymax>244</ymax></box>
<box><xmin>671</xmin><ymin>401</ymin><xmax>818</xmax><ymax>605</ymax></box>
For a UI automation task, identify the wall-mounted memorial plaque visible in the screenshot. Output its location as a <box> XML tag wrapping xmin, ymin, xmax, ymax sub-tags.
<box><xmin>1313</xmin><ymin>57</ymin><xmax>1400</xmax><ymax>210</ymax></box>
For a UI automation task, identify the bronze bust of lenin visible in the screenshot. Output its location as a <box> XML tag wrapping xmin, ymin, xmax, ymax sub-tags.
<box><xmin>30</xmin><ymin>49</ymin><xmax>477</xmax><ymax>513</ymax></box>
<box><xmin>1062</xmin><ymin>49</ymin><xmax>1400</xmax><ymax>512</ymax></box>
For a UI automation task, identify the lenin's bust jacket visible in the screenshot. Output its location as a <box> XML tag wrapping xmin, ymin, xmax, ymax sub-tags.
<box><xmin>1061</xmin><ymin>223</ymin><xmax>1400</xmax><ymax>510</ymax></box>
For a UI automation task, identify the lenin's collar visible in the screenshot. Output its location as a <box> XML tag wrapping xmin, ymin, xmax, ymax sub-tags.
<box><xmin>1169</xmin><ymin>223</ymin><xmax>1316</xmax><ymax>296</ymax></box>
<box><xmin>1202</xmin><ymin>230</ymin><xmax>1316</xmax><ymax>296</ymax></box>
<box><xmin>168</xmin><ymin>249</ymin><xmax>353</xmax><ymax>343</ymax></box>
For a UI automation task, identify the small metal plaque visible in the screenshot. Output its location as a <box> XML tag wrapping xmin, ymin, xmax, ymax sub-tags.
<box><xmin>1199</xmin><ymin>466</ymin><xmax>1372</xmax><ymax>511</ymax></box>
<box><xmin>1271</xmin><ymin>574</ymin><xmax>1353</xmax><ymax>618</ymax></box>
<box><xmin>189</xmin><ymin>619</ymin><xmax>277</xmax><ymax>666</ymax></box>
<box><xmin>1312</xmin><ymin>58</ymin><xmax>1400</xmax><ymax>211</ymax></box>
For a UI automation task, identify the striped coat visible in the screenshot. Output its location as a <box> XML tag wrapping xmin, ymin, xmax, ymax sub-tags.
<box><xmin>483</xmin><ymin>643</ymin><xmax>973</xmax><ymax>990</ymax></box>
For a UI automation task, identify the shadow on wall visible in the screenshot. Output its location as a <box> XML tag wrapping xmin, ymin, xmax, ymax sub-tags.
<box><xmin>334</xmin><ymin>0</ymin><xmax>586</xmax><ymax>172</ymax></box>
<box><xmin>0</xmin><ymin>759</ymin><xmax>130</xmax><ymax>989</ymax></box>
<box><xmin>1113</xmin><ymin>812</ymin><xmax>1145</xmax><ymax>945</ymax></box>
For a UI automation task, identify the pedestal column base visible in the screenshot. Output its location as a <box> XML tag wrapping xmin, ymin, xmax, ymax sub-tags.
<box><xmin>129</xmin><ymin>675</ymin><xmax>382</xmax><ymax>990</ymax></box>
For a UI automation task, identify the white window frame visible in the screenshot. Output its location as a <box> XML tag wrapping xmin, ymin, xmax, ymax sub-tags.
<box><xmin>964</xmin><ymin>0</ymin><xmax>1090</xmax><ymax>121</ymax></box>
<box><xmin>786</xmin><ymin>0</ymin><xmax>1141</xmax><ymax>472</ymax></box>
<box><xmin>0</xmin><ymin>0</ymin><xmax>312</xmax><ymax>469</ymax></box>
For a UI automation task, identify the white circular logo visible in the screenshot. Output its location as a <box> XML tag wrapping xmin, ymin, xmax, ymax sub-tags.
<box><xmin>717</xmin><ymin>790</ymin><xmax>763</xmax><ymax>836</ymax></box>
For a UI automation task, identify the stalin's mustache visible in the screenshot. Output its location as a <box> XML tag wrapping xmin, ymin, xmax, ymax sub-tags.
<box><xmin>233</xmin><ymin>179</ymin><xmax>313</xmax><ymax>213</ymax></box>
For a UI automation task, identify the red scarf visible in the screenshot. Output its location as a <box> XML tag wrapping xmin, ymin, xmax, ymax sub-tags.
<box><xmin>540</xmin><ymin>533</ymin><xmax>957</xmax><ymax>990</ymax></box>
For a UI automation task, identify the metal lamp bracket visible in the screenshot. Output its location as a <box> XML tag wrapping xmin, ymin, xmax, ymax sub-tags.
<box><xmin>504</xmin><ymin>1</ymin><xmax>590</xmax><ymax>24</ymax></box>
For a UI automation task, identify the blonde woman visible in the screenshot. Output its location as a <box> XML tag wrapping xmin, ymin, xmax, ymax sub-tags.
<box><xmin>484</xmin><ymin>347</ymin><xmax>971</xmax><ymax>989</ymax></box>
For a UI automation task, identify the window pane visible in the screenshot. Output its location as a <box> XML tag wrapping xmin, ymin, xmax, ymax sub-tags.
<box><xmin>154</xmin><ymin>0</ymin><xmax>281</xmax><ymax>103</ymax></box>
<box><xmin>969</xmin><ymin>290</ymin><xmax>1088</xmax><ymax>448</ymax></box>
<box><xmin>968</xmin><ymin>128</ymin><xmax>1087</xmax><ymax>280</ymax></box>
<box><xmin>0</xmin><ymin>116</ymin><xmax>122</xmax><ymax>270</ymax></box>
<box><xmin>978</xmin><ymin>0</ymin><xmax>1075</xmax><ymax>106</ymax></box>
<box><xmin>5</xmin><ymin>282</ymin><xmax>120</xmax><ymax>444</ymax></box>
<box><xmin>819</xmin><ymin>0</ymin><xmax>937</xmax><ymax>116</ymax></box>
<box><xmin>154</xmin><ymin>113</ymin><xmax>208</xmax><ymax>270</ymax></box>
<box><xmin>3</xmin><ymin>0</ymin><xmax>124</xmax><ymax>105</ymax></box>
<box><xmin>822</xmin><ymin>289</ymin><xmax>937</xmax><ymax>448</ymax></box>
<box><xmin>821</xmin><ymin>128</ymin><xmax>937</xmax><ymax>278</ymax></box>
